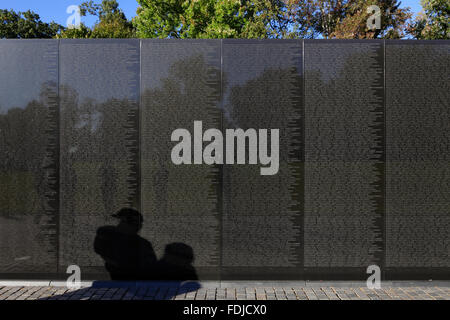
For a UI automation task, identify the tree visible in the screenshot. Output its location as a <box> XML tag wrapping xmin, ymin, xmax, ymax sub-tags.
<box><xmin>58</xmin><ymin>0</ymin><xmax>135</xmax><ymax>38</ymax></box>
<box><xmin>285</xmin><ymin>0</ymin><xmax>347</xmax><ymax>38</ymax></box>
<box><xmin>133</xmin><ymin>0</ymin><xmax>290</xmax><ymax>38</ymax></box>
<box><xmin>408</xmin><ymin>0</ymin><xmax>449</xmax><ymax>39</ymax></box>
<box><xmin>0</xmin><ymin>9</ymin><xmax>63</xmax><ymax>39</ymax></box>
<box><xmin>56</xmin><ymin>23</ymin><xmax>92</xmax><ymax>39</ymax></box>
<box><xmin>286</xmin><ymin>0</ymin><xmax>412</xmax><ymax>39</ymax></box>
<box><xmin>331</xmin><ymin>0</ymin><xmax>412</xmax><ymax>39</ymax></box>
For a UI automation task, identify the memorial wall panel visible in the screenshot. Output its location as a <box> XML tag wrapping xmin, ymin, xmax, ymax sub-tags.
<box><xmin>140</xmin><ymin>40</ymin><xmax>222</xmax><ymax>279</ymax></box>
<box><xmin>221</xmin><ymin>40</ymin><xmax>303</xmax><ymax>279</ymax></box>
<box><xmin>385</xmin><ymin>41</ymin><xmax>450</xmax><ymax>274</ymax></box>
<box><xmin>0</xmin><ymin>39</ymin><xmax>449</xmax><ymax>280</ymax></box>
<box><xmin>304</xmin><ymin>40</ymin><xmax>384</xmax><ymax>276</ymax></box>
<box><xmin>59</xmin><ymin>39</ymin><xmax>140</xmax><ymax>273</ymax></box>
<box><xmin>0</xmin><ymin>40</ymin><xmax>58</xmax><ymax>275</ymax></box>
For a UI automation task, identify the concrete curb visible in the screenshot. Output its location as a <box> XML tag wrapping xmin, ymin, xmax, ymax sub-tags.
<box><xmin>1</xmin><ymin>280</ymin><xmax>449</xmax><ymax>288</ymax></box>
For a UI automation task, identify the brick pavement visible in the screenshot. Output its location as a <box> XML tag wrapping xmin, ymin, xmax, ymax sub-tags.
<box><xmin>0</xmin><ymin>284</ymin><xmax>449</xmax><ymax>300</ymax></box>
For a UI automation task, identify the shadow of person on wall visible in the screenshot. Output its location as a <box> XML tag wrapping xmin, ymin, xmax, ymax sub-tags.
<box><xmin>40</xmin><ymin>207</ymin><xmax>200</xmax><ymax>300</ymax></box>
<box><xmin>154</xmin><ymin>242</ymin><xmax>198</xmax><ymax>281</ymax></box>
<box><xmin>91</xmin><ymin>208</ymin><xmax>200</xmax><ymax>299</ymax></box>
<box><xmin>93</xmin><ymin>207</ymin><xmax>198</xmax><ymax>282</ymax></box>
<box><xmin>93</xmin><ymin>207</ymin><xmax>157</xmax><ymax>281</ymax></box>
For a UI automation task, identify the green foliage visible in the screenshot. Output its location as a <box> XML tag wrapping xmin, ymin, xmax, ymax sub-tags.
<box><xmin>286</xmin><ymin>0</ymin><xmax>412</xmax><ymax>39</ymax></box>
<box><xmin>408</xmin><ymin>0</ymin><xmax>449</xmax><ymax>39</ymax></box>
<box><xmin>2</xmin><ymin>0</ymin><xmax>449</xmax><ymax>39</ymax></box>
<box><xmin>285</xmin><ymin>0</ymin><xmax>347</xmax><ymax>38</ymax></box>
<box><xmin>0</xmin><ymin>9</ymin><xmax>64</xmax><ymax>38</ymax></box>
<box><xmin>56</xmin><ymin>23</ymin><xmax>92</xmax><ymax>39</ymax></box>
<box><xmin>133</xmin><ymin>0</ymin><xmax>290</xmax><ymax>38</ymax></box>
<box><xmin>90</xmin><ymin>18</ymin><xmax>135</xmax><ymax>38</ymax></box>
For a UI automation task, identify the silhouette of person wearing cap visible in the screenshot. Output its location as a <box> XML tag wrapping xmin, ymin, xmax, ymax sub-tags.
<box><xmin>155</xmin><ymin>242</ymin><xmax>198</xmax><ymax>281</ymax></box>
<box><xmin>94</xmin><ymin>208</ymin><xmax>157</xmax><ymax>280</ymax></box>
<box><xmin>94</xmin><ymin>207</ymin><xmax>199</xmax><ymax>281</ymax></box>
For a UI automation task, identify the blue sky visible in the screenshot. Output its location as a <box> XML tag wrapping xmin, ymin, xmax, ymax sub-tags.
<box><xmin>0</xmin><ymin>0</ymin><xmax>139</xmax><ymax>27</ymax></box>
<box><xmin>1</xmin><ymin>0</ymin><xmax>424</xmax><ymax>28</ymax></box>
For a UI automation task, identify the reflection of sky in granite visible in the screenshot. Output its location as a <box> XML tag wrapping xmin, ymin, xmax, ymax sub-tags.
<box><xmin>59</xmin><ymin>41</ymin><xmax>137</xmax><ymax>103</ymax></box>
<box><xmin>0</xmin><ymin>40</ymin><xmax>370</xmax><ymax>119</ymax></box>
<box><xmin>58</xmin><ymin>40</ymin><xmax>140</xmax><ymax>135</ymax></box>
<box><xmin>0</xmin><ymin>43</ymin><xmax>48</xmax><ymax>112</ymax></box>
<box><xmin>0</xmin><ymin>40</ymin><xmax>137</xmax><ymax>115</ymax></box>
<box><xmin>304</xmin><ymin>41</ymin><xmax>375</xmax><ymax>83</ymax></box>
<box><xmin>1</xmin><ymin>40</ymin><xmax>301</xmax><ymax>119</ymax></box>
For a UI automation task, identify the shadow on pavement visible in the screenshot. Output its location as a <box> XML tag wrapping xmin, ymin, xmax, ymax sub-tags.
<box><xmin>40</xmin><ymin>281</ymin><xmax>201</xmax><ymax>300</ymax></box>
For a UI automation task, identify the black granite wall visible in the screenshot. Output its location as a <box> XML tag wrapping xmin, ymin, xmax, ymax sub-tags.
<box><xmin>0</xmin><ymin>39</ymin><xmax>448</xmax><ymax>280</ymax></box>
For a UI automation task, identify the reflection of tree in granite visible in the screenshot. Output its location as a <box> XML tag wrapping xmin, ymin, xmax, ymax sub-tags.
<box><xmin>305</xmin><ymin>47</ymin><xmax>385</xmax><ymax>162</ymax></box>
<box><xmin>142</xmin><ymin>54</ymin><xmax>221</xmax><ymax>159</ymax></box>
<box><xmin>225</xmin><ymin>68</ymin><xmax>301</xmax><ymax>150</ymax></box>
<box><xmin>141</xmin><ymin>53</ymin><xmax>222</xmax><ymax>268</ymax></box>
<box><xmin>0</xmin><ymin>81</ymin><xmax>57</xmax><ymax>270</ymax></box>
<box><xmin>0</xmin><ymin>82</ymin><xmax>56</xmax><ymax>219</ymax></box>
<box><xmin>59</xmin><ymin>84</ymin><xmax>140</xmax><ymax>268</ymax></box>
<box><xmin>59</xmin><ymin>84</ymin><xmax>138</xmax><ymax>218</ymax></box>
<box><xmin>303</xmin><ymin>44</ymin><xmax>386</xmax><ymax>268</ymax></box>
<box><xmin>59</xmin><ymin>85</ymin><xmax>80</xmax><ymax>217</ymax></box>
<box><xmin>384</xmin><ymin>43</ymin><xmax>450</xmax><ymax>268</ymax></box>
<box><xmin>141</xmin><ymin>53</ymin><xmax>222</xmax><ymax>208</ymax></box>
<box><xmin>221</xmin><ymin>66</ymin><xmax>303</xmax><ymax>267</ymax></box>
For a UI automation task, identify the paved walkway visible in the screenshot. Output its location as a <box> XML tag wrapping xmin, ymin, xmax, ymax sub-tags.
<box><xmin>0</xmin><ymin>283</ymin><xmax>449</xmax><ymax>300</ymax></box>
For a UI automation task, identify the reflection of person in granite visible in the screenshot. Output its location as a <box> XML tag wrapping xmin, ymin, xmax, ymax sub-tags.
<box><xmin>94</xmin><ymin>208</ymin><xmax>157</xmax><ymax>280</ymax></box>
